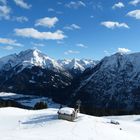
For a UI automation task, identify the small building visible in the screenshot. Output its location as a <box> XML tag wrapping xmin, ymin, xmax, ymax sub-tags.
<box><xmin>57</xmin><ymin>107</ymin><xmax>78</xmax><ymax>121</ymax></box>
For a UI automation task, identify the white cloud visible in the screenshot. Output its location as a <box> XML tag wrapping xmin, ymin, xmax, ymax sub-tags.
<box><xmin>2</xmin><ymin>45</ymin><xmax>14</xmax><ymax>50</ymax></box>
<box><xmin>101</xmin><ymin>21</ymin><xmax>129</xmax><ymax>29</ymax></box>
<box><xmin>71</xmin><ymin>24</ymin><xmax>81</xmax><ymax>29</ymax></box>
<box><xmin>35</xmin><ymin>17</ymin><xmax>58</xmax><ymax>28</ymax></box>
<box><xmin>57</xmin><ymin>2</ymin><xmax>62</xmax><ymax>5</ymax></box>
<box><xmin>127</xmin><ymin>10</ymin><xmax>140</xmax><ymax>19</ymax></box>
<box><xmin>48</xmin><ymin>8</ymin><xmax>55</xmax><ymax>12</ymax></box>
<box><xmin>57</xmin><ymin>41</ymin><xmax>64</xmax><ymax>44</ymax></box>
<box><xmin>14</xmin><ymin>28</ymin><xmax>66</xmax><ymax>40</ymax></box>
<box><xmin>90</xmin><ymin>15</ymin><xmax>94</xmax><ymax>18</ymax></box>
<box><xmin>31</xmin><ymin>42</ymin><xmax>45</xmax><ymax>47</ymax></box>
<box><xmin>48</xmin><ymin>8</ymin><xmax>63</xmax><ymax>14</ymax></box>
<box><xmin>117</xmin><ymin>48</ymin><xmax>131</xmax><ymax>54</ymax></box>
<box><xmin>0</xmin><ymin>5</ymin><xmax>11</xmax><ymax>20</ymax></box>
<box><xmin>13</xmin><ymin>0</ymin><xmax>31</xmax><ymax>9</ymax></box>
<box><xmin>64</xmin><ymin>50</ymin><xmax>80</xmax><ymax>55</ymax></box>
<box><xmin>65</xmin><ymin>1</ymin><xmax>86</xmax><ymax>9</ymax></box>
<box><xmin>92</xmin><ymin>2</ymin><xmax>103</xmax><ymax>10</ymax></box>
<box><xmin>104</xmin><ymin>50</ymin><xmax>110</xmax><ymax>56</ymax></box>
<box><xmin>112</xmin><ymin>2</ymin><xmax>125</xmax><ymax>9</ymax></box>
<box><xmin>64</xmin><ymin>24</ymin><xmax>81</xmax><ymax>30</ymax></box>
<box><xmin>13</xmin><ymin>16</ymin><xmax>28</xmax><ymax>22</ymax></box>
<box><xmin>0</xmin><ymin>37</ymin><xmax>23</xmax><ymax>46</ymax></box>
<box><xmin>56</xmin><ymin>11</ymin><xmax>63</xmax><ymax>14</ymax></box>
<box><xmin>76</xmin><ymin>43</ymin><xmax>88</xmax><ymax>48</ymax></box>
<box><xmin>129</xmin><ymin>0</ymin><xmax>140</xmax><ymax>6</ymax></box>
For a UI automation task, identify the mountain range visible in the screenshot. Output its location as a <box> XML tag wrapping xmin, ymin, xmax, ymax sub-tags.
<box><xmin>72</xmin><ymin>52</ymin><xmax>140</xmax><ymax>115</ymax></box>
<box><xmin>0</xmin><ymin>49</ymin><xmax>97</xmax><ymax>103</ymax></box>
<box><xmin>0</xmin><ymin>49</ymin><xmax>140</xmax><ymax>115</ymax></box>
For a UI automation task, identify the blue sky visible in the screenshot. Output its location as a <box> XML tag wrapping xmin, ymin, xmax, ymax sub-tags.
<box><xmin>0</xmin><ymin>0</ymin><xmax>140</xmax><ymax>60</ymax></box>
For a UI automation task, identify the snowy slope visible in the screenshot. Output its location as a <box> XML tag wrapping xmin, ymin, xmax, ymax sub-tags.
<box><xmin>0</xmin><ymin>107</ymin><xmax>140</xmax><ymax>140</ymax></box>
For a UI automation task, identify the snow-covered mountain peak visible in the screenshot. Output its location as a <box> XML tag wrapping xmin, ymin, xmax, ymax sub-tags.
<box><xmin>0</xmin><ymin>49</ymin><xmax>63</xmax><ymax>71</ymax></box>
<box><xmin>58</xmin><ymin>58</ymin><xmax>97</xmax><ymax>72</ymax></box>
<box><xmin>0</xmin><ymin>49</ymin><xmax>97</xmax><ymax>73</ymax></box>
<box><xmin>100</xmin><ymin>52</ymin><xmax>140</xmax><ymax>71</ymax></box>
<box><xmin>18</xmin><ymin>49</ymin><xmax>63</xmax><ymax>70</ymax></box>
<box><xmin>19</xmin><ymin>48</ymin><xmax>40</xmax><ymax>54</ymax></box>
<box><xmin>18</xmin><ymin>49</ymin><xmax>45</xmax><ymax>60</ymax></box>
<box><xmin>18</xmin><ymin>49</ymin><xmax>47</xmax><ymax>67</ymax></box>
<box><xmin>69</xmin><ymin>59</ymin><xmax>84</xmax><ymax>70</ymax></box>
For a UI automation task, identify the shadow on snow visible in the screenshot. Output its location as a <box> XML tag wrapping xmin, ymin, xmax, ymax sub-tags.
<box><xmin>22</xmin><ymin>114</ymin><xmax>58</xmax><ymax>125</ymax></box>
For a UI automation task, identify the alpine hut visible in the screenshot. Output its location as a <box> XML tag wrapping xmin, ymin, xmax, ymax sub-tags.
<box><xmin>57</xmin><ymin>107</ymin><xmax>78</xmax><ymax>121</ymax></box>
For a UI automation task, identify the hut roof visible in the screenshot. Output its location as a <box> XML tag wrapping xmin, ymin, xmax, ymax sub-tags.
<box><xmin>58</xmin><ymin>107</ymin><xmax>75</xmax><ymax>115</ymax></box>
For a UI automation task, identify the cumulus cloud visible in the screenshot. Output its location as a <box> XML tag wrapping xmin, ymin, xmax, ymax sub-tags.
<box><xmin>117</xmin><ymin>48</ymin><xmax>131</xmax><ymax>54</ymax></box>
<box><xmin>112</xmin><ymin>2</ymin><xmax>125</xmax><ymax>9</ymax></box>
<box><xmin>101</xmin><ymin>21</ymin><xmax>129</xmax><ymax>29</ymax></box>
<box><xmin>65</xmin><ymin>1</ymin><xmax>86</xmax><ymax>9</ymax></box>
<box><xmin>0</xmin><ymin>5</ymin><xmax>11</xmax><ymax>20</ymax></box>
<box><xmin>129</xmin><ymin>0</ymin><xmax>140</xmax><ymax>6</ymax></box>
<box><xmin>35</xmin><ymin>17</ymin><xmax>58</xmax><ymax>28</ymax></box>
<box><xmin>64</xmin><ymin>24</ymin><xmax>81</xmax><ymax>30</ymax></box>
<box><xmin>64</xmin><ymin>50</ymin><xmax>80</xmax><ymax>55</ymax></box>
<box><xmin>76</xmin><ymin>43</ymin><xmax>88</xmax><ymax>48</ymax></box>
<box><xmin>0</xmin><ymin>37</ymin><xmax>23</xmax><ymax>46</ymax></box>
<box><xmin>13</xmin><ymin>16</ymin><xmax>28</xmax><ymax>22</ymax></box>
<box><xmin>13</xmin><ymin>0</ymin><xmax>31</xmax><ymax>9</ymax></box>
<box><xmin>14</xmin><ymin>28</ymin><xmax>66</xmax><ymax>40</ymax></box>
<box><xmin>127</xmin><ymin>10</ymin><xmax>140</xmax><ymax>19</ymax></box>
